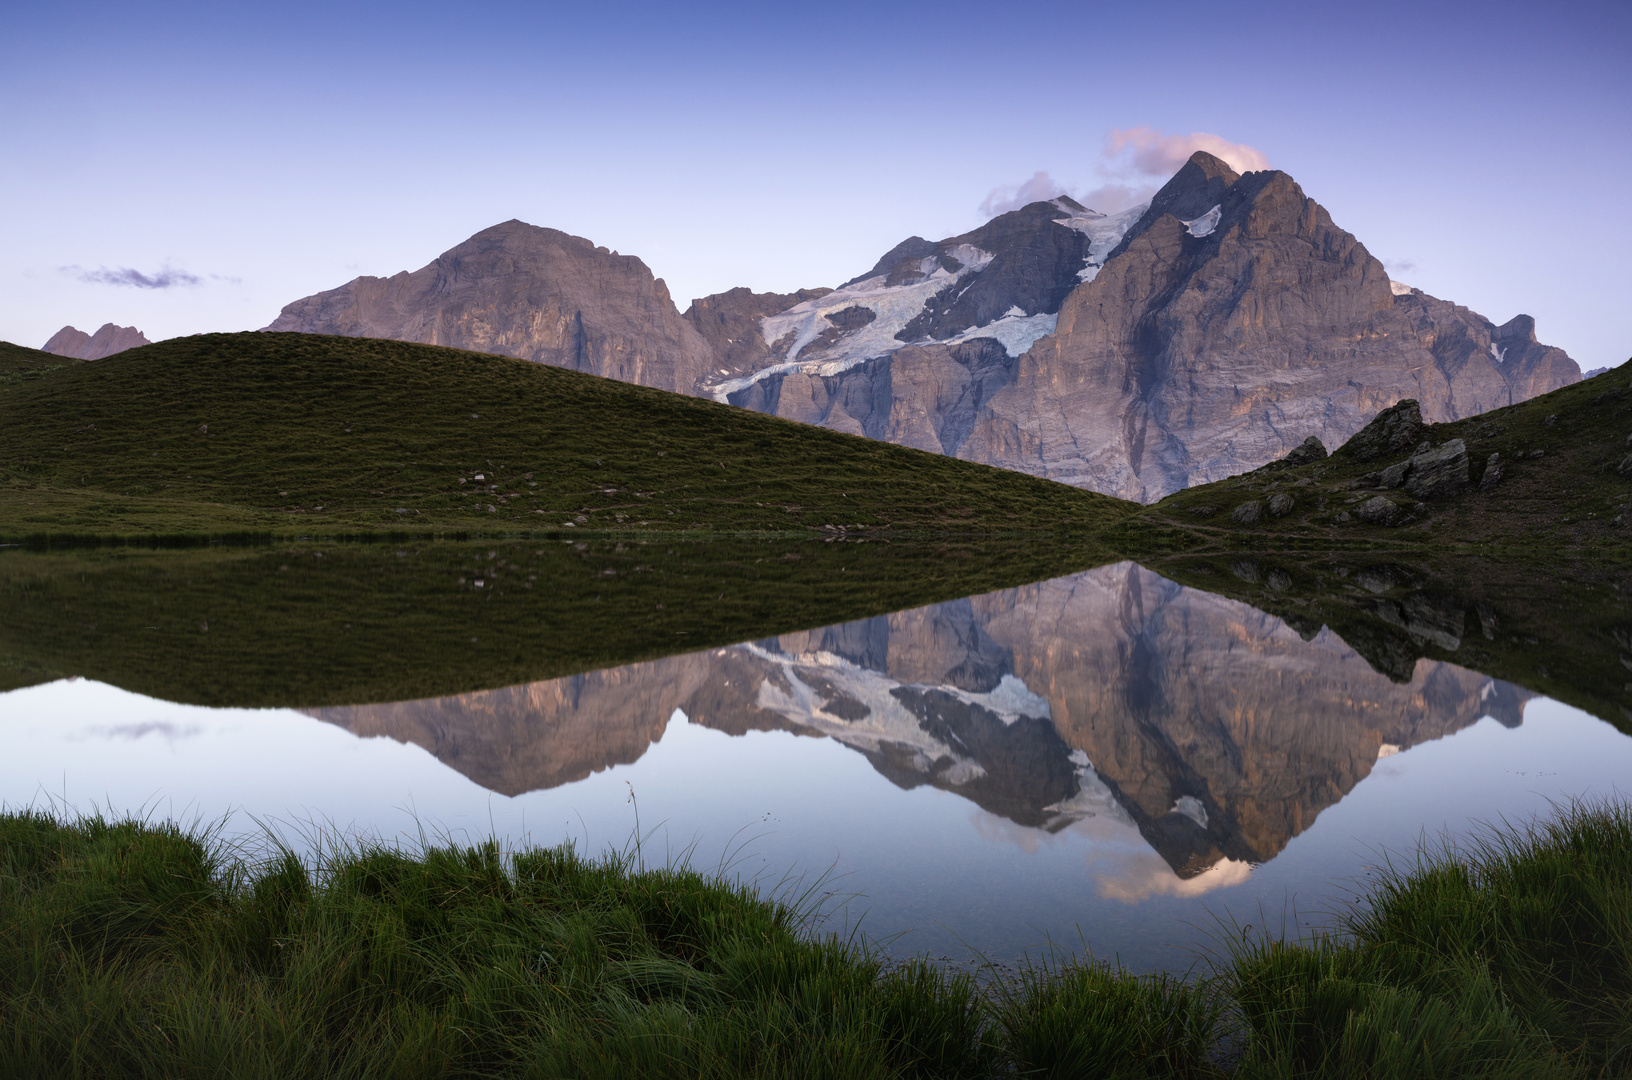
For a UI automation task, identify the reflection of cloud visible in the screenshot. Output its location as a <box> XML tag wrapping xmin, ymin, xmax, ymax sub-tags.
<box><xmin>87</xmin><ymin>721</ymin><xmax>203</xmax><ymax>741</ymax></box>
<box><xmin>979</xmin><ymin>126</ymin><xmax>1269</xmax><ymax>219</ymax></box>
<box><xmin>63</xmin><ymin>264</ymin><xmax>203</xmax><ymax>289</ymax></box>
<box><xmin>1096</xmin><ymin>854</ymin><xmax>1253</xmax><ymax>902</ymax></box>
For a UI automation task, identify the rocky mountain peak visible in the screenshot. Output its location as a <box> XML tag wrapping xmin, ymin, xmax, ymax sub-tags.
<box><xmin>42</xmin><ymin>323</ymin><xmax>150</xmax><ymax>360</ymax></box>
<box><xmin>266</xmin><ymin>220</ymin><xmax>715</xmax><ymax>395</ymax></box>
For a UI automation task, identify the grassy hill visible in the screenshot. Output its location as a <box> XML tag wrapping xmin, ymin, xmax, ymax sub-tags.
<box><xmin>0</xmin><ymin>333</ymin><xmax>1136</xmax><ymax>540</ymax></box>
<box><xmin>1140</xmin><ymin>362</ymin><xmax>1632</xmax><ymax>562</ymax></box>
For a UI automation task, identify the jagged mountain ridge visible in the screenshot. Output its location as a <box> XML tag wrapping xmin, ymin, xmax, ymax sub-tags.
<box><xmin>42</xmin><ymin>323</ymin><xmax>150</xmax><ymax>360</ymax></box>
<box><xmin>309</xmin><ymin>562</ymin><xmax>1529</xmax><ymax>879</ymax></box>
<box><xmin>267</xmin><ymin>155</ymin><xmax>1579</xmax><ymax>500</ymax></box>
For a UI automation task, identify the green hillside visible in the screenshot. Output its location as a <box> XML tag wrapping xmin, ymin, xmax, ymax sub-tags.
<box><xmin>0</xmin><ymin>333</ymin><xmax>1136</xmax><ymax>540</ymax></box>
<box><xmin>1142</xmin><ymin>362</ymin><xmax>1632</xmax><ymax>561</ymax></box>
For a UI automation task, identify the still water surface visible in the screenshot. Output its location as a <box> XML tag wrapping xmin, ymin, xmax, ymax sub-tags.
<box><xmin>3</xmin><ymin>560</ymin><xmax>1628</xmax><ymax>972</ymax></box>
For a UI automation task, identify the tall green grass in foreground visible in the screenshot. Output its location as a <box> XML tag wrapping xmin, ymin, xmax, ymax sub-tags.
<box><xmin>2</xmin><ymin>801</ymin><xmax>1628</xmax><ymax>1078</ymax></box>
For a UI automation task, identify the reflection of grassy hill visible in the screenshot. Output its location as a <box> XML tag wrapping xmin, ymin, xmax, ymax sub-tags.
<box><xmin>0</xmin><ymin>536</ymin><xmax>1113</xmax><ymax>707</ymax></box>
<box><xmin>1142</xmin><ymin>362</ymin><xmax>1632</xmax><ymax>559</ymax></box>
<box><xmin>1144</xmin><ymin>550</ymin><xmax>1631</xmax><ymax>735</ymax></box>
<box><xmin>0</xmin><ymin>333</ymin><xmax>1134</xmax><ymax>539</ymax></box>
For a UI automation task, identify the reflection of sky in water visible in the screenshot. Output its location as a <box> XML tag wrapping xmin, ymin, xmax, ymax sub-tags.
<box><xmin>3</xmin><ymin>677</ymin><xmax>1629</xmax><ymax>971</ymax></box>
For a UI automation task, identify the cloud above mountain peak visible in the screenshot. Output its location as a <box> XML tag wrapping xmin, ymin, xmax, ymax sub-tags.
<box><xmin>979</xmin><ymin>127</ymin><xmax>1270</xmax><ymax>219</ymax></box>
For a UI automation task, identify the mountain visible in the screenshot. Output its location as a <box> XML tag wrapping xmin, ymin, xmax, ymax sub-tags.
<box><xmin>265</xmin><ymin>220</ymin><xmax>715</xmax><ymax>395</ymax></box>
<box><xmin>42</xmin><ymin>323</ymin><xmax>149</xmax><ymax>360</ymax></box>
<box><xmin>701</xmin><ymin>153</ymin><xmax>1578</xmax><ymax>500</ymax></box>
<box><xmin>268</xmin><ymin>157</ymin><xmax>1580</xmax><ymax>501</ymax></box>
<box><xmin>309</xmin><ymin>561</ymin><xmax>1531</xmax><ymax>878</ymax></box>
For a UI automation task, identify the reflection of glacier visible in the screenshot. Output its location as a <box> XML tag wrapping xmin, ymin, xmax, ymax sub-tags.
<box><xmin>309</xmin><ymin>563</ymin><xmax>1531</xmax><ymax>880</ymax></box>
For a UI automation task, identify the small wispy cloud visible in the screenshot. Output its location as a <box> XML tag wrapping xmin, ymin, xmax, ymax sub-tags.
<box><xmin>1383</xmin><ymin>258</ymin><xmax>1418</xmax><ymax>273</ymax></box>
<box><xmin>64</xmin><ymin>264</ymin><xmax>203</xmax><ymax>289</ymax></box>
<box><xmin>979</xmin><ymin>171</ymin><xmax>1072</xmax><ymax>217</ymax></box>
<box><xmin>979</xmin><ymin>126</ymin><xmax>1271</xmax><ymax>219</ymax></box>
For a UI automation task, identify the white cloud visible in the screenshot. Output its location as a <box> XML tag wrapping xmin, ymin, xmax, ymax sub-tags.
<box><xmin>978</xmin><ymin>170</ymin><xmax>1070</xmax><ymax>217</ymax></box>
<box><xmin>979</xmin><ymin>127</ymin><xmax>1270</xmax><ymax>219</ymax></box>
<box><xmin>1105</xmin><ymin>126</ymin><xmax>1270</xmax><ymax>176</ymax></box>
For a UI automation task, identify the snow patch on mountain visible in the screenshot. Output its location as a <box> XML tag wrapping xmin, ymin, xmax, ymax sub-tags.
<box><xmin>1389</xmin><ymin>280</ymin><xmax>1416</xmax><ymax>297</ymax></box>
<box><xmin>940</xmin><ymin>311</ymin><xmax>1059</xmax><ymax>356</ymax></box>
<box><xmin>1182</xmin><ymin>204</ymin><xmax>1222</xmax><ymax>238</ymax></box>
<box><xmin>1051</xmin><ymin>199</ymin><xmax>1149</xmax><ymax>283</ymax></box>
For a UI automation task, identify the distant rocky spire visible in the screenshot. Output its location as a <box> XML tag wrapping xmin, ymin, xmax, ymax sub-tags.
<box><xmin>42</xmin><ymin>323</ymin><xmax>150</xmax><ymax>360</ymax></box>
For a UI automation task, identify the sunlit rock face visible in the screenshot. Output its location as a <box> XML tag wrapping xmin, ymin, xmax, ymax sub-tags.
<box><xmin>307</xmin><ymin>564</ymin><xmax>1529</xmax><ymax>878</ymax></box>
<box><xmin>264</xmin><ymin>220</ymin><xmax>717</xmax><ymax>396</ymax></box>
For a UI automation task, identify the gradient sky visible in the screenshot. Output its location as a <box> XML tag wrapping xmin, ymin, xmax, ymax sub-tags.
<box><xmin>3</xmin><ymin>0</ymin><xmax>1627</xmax><ymax>368</ymax></box>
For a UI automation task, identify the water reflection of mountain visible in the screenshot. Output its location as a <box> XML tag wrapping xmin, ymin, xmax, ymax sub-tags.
<box><xmin>308</xmin><ymin>563</ymin><xmax>1529</xmax><ymax>877</ymax></box>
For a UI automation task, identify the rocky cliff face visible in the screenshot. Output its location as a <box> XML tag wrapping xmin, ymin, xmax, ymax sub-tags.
<box><xmin>307</xmin><ymin>562</ymin><xmax>1529</xmax><ymax>879</ymax></box>
<box><xmin>264</xmin><ymin>220</ymin><xmax>717</xmax><ymax>396</ymax></box>
<box><xmin>42</xmin><ymin>323</ymin><xmax>150</xmax><ymax>360</ymax></box>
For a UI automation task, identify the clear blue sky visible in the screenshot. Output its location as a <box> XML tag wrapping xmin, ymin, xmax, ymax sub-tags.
<box><xmin>3</xmin><ymin>0</ymin><xmax>1627</xmax><ymax>368</ymax></box>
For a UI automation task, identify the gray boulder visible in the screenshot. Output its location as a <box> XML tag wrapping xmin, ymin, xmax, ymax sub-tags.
<box><xmin>1377</xmin><ymin>460</ymin><xmax>1411</xmax><ymax>489</ymax></box>
<box><xmin>1283</xmin><ymin>436</ymin><xmax>1329</xmax><ymax>466</ymax></box>
<box><xmin>1356</xmin><ymin>495</ymin><xmax>1406</xmax><ymax>526</ymax></box>
<box><xmin>1404</xmin><ymin>438</ymin><xmax>1469</xmax><ymax>498</ymax></box>
<box><xmin>1618</xmin><ymin>453</ymin><xmax>1632</xmax><ymax>477</ymax></box>
<box><xmin>1268</xmin><ymin>493</ymin><xmax>1295</xmax><ymax>517</ymax></box>
<box><xmin>1231</xmin><ymin>500</ymin><xmax>1263</xmax><ymax>525</ymax></box>
<box><xmin>1479</xmin><ymin>452</ymin><xmax>1503</xmax><ymax>491</ymax></box>
<box><xmin>1345</xmin><ymin>400</ymin><xmax>1426</xmax><ymax>463</ymax></box>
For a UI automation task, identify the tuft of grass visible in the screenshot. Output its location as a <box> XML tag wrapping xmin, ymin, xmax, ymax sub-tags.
<box><xmin>0</xmin><ymin>332</ymin><xmax>1135</xmax><ymax>539</ymax></box>
<box><xmin>987</xmin><ymin>954</ymin><xmax>1225</xmax><ymax>1078</ymax></box>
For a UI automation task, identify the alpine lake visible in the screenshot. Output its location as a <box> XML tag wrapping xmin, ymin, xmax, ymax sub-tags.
<box><xmin>4</xmin><ymin>533</ymin><xmax>1629</xmax><ymax>974</ymax></box>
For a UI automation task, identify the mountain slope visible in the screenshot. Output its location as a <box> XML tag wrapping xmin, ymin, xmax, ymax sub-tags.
<box><xmin>0</xmin><ymin>331</ymin><xmax>1135</xmax><ymax>537</ymax></box>
<box><xmin>265</xmin><ymin>220</ymin><xmax>716</xmax><ymax>396</ymax></box>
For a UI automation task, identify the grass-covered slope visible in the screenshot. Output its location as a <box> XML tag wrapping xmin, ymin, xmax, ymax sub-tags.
<box><xmin>1142</xmin><ymin>362</ymin><xmax>1632</xmax><ymax>560</ymax></box>
<box><xmin>4</xmin><ymin>801</ymin><xmax>1628</xmax><ymax>1078</ymax></box>
<box><xmin>0</xmin><ymin>333</ymin><xmax>1134</xmax><ymax>539</ymax></box>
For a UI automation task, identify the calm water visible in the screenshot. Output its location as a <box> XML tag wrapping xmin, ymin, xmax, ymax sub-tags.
<box><xmin>4</xmin><ymin>559</ymin><xmax>1629</xmax><ymax>972</ymax></box>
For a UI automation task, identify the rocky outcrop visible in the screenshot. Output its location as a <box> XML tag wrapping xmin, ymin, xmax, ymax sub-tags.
<box><xmin>309</xmin><ymin>562</ymin><xmax>1530</xmax><ymax>878</ymax></box>
<box><xmin>264</xmin><ymin>220</ymin><xmax>717</xmax><ymax>396</ymax></box>
<box><xmin>42</xmin><ymin>323</ymin><xmax>149</xmax><ymax>360</ymax></box>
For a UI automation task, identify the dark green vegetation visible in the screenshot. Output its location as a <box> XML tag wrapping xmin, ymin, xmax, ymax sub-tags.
<box><xmin>3</xmin><ymin>801</ymin><xmax>1628</xmax><ymax>1078</ymax></box>
<box><xmin>0</xmin><ymin>333</ymin><xmax>1133</xmax><ymax>539</ymax></box>
<box><xmin>1143</xmin><ymin>361</ymin><xmax>1632</xmax><ymax>561</ymax></box>
<box><xmin>0</xmin><ymin>536</ymin><xmax>1114</xmax><ymax>705</ymax></box>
